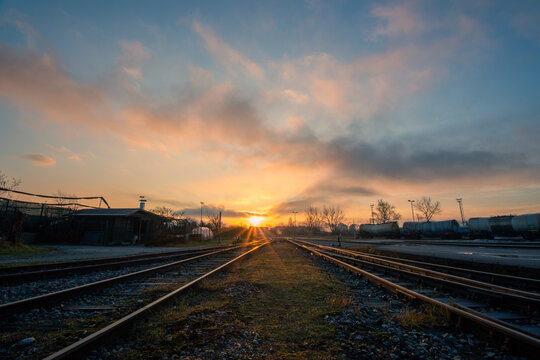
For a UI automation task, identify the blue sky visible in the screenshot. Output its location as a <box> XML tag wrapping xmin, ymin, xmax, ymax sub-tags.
<box><xmin>0</xmin><ymin>0</ymin><xmax>539</xmax><ymax>224</ymax></box>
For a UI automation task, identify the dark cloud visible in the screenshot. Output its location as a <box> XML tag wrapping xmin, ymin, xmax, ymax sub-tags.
<box><xmin>325</xmin><ymin>137</ymin><xmax>531</xmax><ymax>181</ymax></box>
<box><xmin>179</xmin><ymin>204</ymin><xmax>260</xmax><ymax>219</ymax></box>
<box><xmin>269</xmin><ymin>198</ymin><xmax>324</xmax><ymax>216</ymax></box>
<box><xmin>304</xmin><ymin>181</ymin><xmax>378</xmax><ymax>197</ymax></box>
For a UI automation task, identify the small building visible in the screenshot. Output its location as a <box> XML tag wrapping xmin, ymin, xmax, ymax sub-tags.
<box><xmin>70</xmin><ymin>208</ymin><xmax>166</xmax><ymax>245</ymax></box>
<box><xmin>191</xmin><ymin>227</ymin><xmax>213</xmax><ymax>240</ymax></box>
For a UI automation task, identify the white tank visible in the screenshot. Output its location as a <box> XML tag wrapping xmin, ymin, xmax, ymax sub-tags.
<box><xmin>511</xmin><ymin>213</ymin><xmax>540</xmax><ymax>232</ymax></box>
<box><xmin>469</xmin><ymin>217</ymin><xmax>491</xmax><ymax>232</ymax></box>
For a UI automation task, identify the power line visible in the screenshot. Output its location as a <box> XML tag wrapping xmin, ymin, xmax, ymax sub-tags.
<box><xmin>0</xmin><ymin>187</ymin><xmax>110</xmax><ymax>208</ymax></box>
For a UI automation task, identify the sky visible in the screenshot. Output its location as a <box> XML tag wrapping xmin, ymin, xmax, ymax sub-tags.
<box><xmin>0</xmin><ymin>0</ymin><xmax>539</xmax><ymax>226</ymax></box>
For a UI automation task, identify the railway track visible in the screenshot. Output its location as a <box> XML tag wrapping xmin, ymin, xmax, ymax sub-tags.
<box><xmin>291</xmin><ymin>239</ymin><xmax>540</xmax><ymax>357</ymax></box>
<box><xmin>0</xmin><ymin>241</ymin><xmax>268</xmax><ymax>359</ymax></box>
<box><xmin>338</xmin><ymin>246</ymin><xmax>540</xmax><ymax>292</ymax></box>
<box><xmin>0</xmin><ymin>243</ymin><xmax>257</xmax><ymax>285</ymax></box>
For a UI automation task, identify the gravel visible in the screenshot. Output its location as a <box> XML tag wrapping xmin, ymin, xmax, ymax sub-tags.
<box><xmin>309</xmin><ymin>251</ymin><xmax>524</xmax><ymax>359</ymax></box>
<box><xmin>0</xmin><ymin>258</ymin><xmax>191</xmax><ymax>304</ymax></box>
<box><xmin>0</xmin><ymin>250</ymin><xmax>246</xmax><ymax>360</ymax></box>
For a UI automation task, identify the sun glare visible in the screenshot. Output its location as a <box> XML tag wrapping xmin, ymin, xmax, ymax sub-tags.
<box><xmin>248</xmin><ymin>216</ymin><xmax>264</xmax><ymax>227</ymax></box>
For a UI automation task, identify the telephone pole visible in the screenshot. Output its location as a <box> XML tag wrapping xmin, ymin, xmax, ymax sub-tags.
<box><xmin>200</xmin><ymin>201</ymin><xmax>204</xmax><ymax>226</ymax></box>
<box><xmin>370</xmin><ymin>204</ymin><xmax>375</xmax><ymax>224</ymax></box>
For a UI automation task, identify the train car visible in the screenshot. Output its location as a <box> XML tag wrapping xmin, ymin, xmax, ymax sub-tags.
<box><xmin>358</xmin><ymin>222</ymin><xmax>400</xmax><ymax>239</ymax></box>
<box><xmin>489</xmin><ymin>216</ymin><xmax>515</xmax><ymax>237</ymax></box>
<box><xmin>402</xmin><ymin>221</ymin><xmax>422</xmax><ymax>239</ymax></box>
<box><xmin>511</xmin><ymin>213</ymin><xmax>540</xmax><ymax>239</ymax></box>
<box><xmin>402</xmin><ymin>220</ymin><xmax>461</xmax><ymax>239</ymax></box>
<box><xmin>468</xmin><ymin>217</ymin><xmax>492</xmax><ymax>239</ymax></box>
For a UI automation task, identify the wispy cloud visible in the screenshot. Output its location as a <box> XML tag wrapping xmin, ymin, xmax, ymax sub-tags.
<box><xmin>19</xmin><ymin>153</ymin><xmax>55</xmax><ymax>166</ymax></box>
<box><xmin>191</xmin><ymin>20</ymin><xmax>265</xmax><ymax>80</ymax></box>
<box><xmin>371</xmin><ymin>2</ymin><xmax>427</xmax><ymax>39</ymax></box>
<box><xmin>1</xmin><ymin>10</ymin><xmax>39</xmax><ymax>49</ymax></box>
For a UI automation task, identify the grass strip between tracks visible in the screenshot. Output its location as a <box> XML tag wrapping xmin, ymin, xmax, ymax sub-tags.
<box><xmin>110</xmin><ymin>241</ymin><xmax>356</xmax><ymax>359</ymax></box>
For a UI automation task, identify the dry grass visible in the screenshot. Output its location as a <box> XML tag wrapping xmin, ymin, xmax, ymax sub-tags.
<box><xmin>396</xmin><ymin>305</ymin><xmax>450</xmax><ymax>328</ymax></box>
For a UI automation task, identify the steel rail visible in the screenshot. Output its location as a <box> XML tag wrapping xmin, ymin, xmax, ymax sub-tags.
<box><xmin>294</xmin><ymin>239</ymin><xmax>540</xmax><ymax>302</ymax></box>
<box><xmin>345</xmin><ymin>249</ymin><xmax>540</xmax><ymax>291</ymax></box>
<box><xmin>42</xmin><ymin>241</ymin><xmax>269</xmax><ymax>360</ymax></box>
<box><xmin>290</xmin><ymin>240</ymin><xmax>540</xmax><ymax>356</ymax></box>
<box><xmin>0</xmin><ymin>245</ymin><xmax>249</xmax><ymax>316</ymax></box>
<box><xmin>0</xmin><ymin>245</ymin><xmax>256</xmax><ymax>285</ymax></box>
<box><xmin>311</xmin><ymin>246</ymin><xmax>540</xmax><ymax>314</ymax></box>
<box><xmin>0</xmin><ymin>243</ymin><xmax>258</xmax><ymax>275</ymax></box>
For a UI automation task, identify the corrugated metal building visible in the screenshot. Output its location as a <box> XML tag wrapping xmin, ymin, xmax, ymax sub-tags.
<box><xmin>70</xmin><ymin>208</ymin><xmax>165</xmax><ymax>245</ymax></box>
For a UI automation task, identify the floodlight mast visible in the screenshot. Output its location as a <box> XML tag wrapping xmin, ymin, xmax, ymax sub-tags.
<box><xmin>408</xmin><ymin>200</ymin><xmax>415</xmax><ymax>222</ymax></box>
<box><xmin>456</xmin><ymin>198</ymin><xmax>465</xmax><ymax>225</ymax></box>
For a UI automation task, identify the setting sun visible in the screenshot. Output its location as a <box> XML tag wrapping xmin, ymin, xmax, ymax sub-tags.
<box><xmin>248</xmin><ymin>216</ymin><xmax>265</xmax><ymax>227</ymax></box>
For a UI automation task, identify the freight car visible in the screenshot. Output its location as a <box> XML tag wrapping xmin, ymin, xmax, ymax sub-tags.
<box><xmin>358</xmin><ymin>222</ymin><xmax>400</xmax><ymax>239</ymax></box>
<box><xmin>358</xmin><ymin>212</ymin><xmax>539</xmax><ymax>240</ymax></box>
<box><xmin>469</xmin><ymin>213</ymin><xmax>540</xmax><ymax>239</ymax></box>
<box><xmin>511</xmin><ymin>213</ymin><xmax>540</xmax><ymax>239</ymax></box>
<box><xmin>402</xmin><ymin>220</ymin><xmax>461</xmax><ymax>239</ymax></box>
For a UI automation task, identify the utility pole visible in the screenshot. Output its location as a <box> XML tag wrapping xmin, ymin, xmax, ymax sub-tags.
<box><xmin>456</xmin><ymin>198</ymin><xmax>465</xmax><ymax>225</ymax></box>
<box><xmin>293</xmin><ymin>211</ymin><xmax>298</xmax><ymax>228</ymax></box>
<box><xmin>218</xmin><ymin>211</ymin><xmax>222</xmax><ymax>244</ymax></box>
<box><xmin>370</xmin><ymin>204</ymin><xmax>375</xmax><ymax>224</ymax></box>
<box><xmin>408</xmin><ymin>200</ymin><xmax>415</xmax><ymax>222</ymax></box>
<box><xmin>200</xmin><ymin>201</ymin><xmax>204</xmax><ymax>227</ymax></box>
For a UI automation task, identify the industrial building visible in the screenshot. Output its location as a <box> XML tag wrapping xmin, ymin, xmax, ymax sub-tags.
<box><xmin>69</xmin><ymin>208</ymin><xmax>167</xmax><ymax>245</ymax></box>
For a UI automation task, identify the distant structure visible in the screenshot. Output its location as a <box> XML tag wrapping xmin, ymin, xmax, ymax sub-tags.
<box><xmin>139</xmin><ymin>195</ymin><xmax>147</xmax><ymax>210</ymax></box>
<box><xmin>191</xmin><ymin>226</ymin><xmax>213</xmax><ymax>240</ymax></box>
<box><xmin>337</xmin><ymin>223</ymin><xmax>348</xmax><ymax>232</ymax></box>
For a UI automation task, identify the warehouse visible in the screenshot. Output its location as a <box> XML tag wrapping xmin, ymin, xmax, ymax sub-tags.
<box><xmin>70</xmin><ymin>208</ymin><xmax>166</xmax><ymax>245</ymax></box>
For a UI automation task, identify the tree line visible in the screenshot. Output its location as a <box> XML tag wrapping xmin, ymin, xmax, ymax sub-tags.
<box><xmin>300</xmin><ymin>196</ymin><xmax>443</xmax><ymax>233</ymax></box>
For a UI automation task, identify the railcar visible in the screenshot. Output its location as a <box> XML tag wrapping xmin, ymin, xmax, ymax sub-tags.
<box><xmin>402</xmin><ymin>220</ymin><xmax>461</xmax><ymax>239</ymax></box>
<box><xmin>511</xmin><ymin>213</ymin><xmax>540</xmax><ymax>239</ymax></box>
<box><xmin>358</xmin><ymin>222</ymin><xmax>400</xmax><ymax>239</ymax></box>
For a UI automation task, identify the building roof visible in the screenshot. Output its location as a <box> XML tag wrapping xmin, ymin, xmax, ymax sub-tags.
<box><xmin>71</xmin><ymin>208</ymin><xmax>157</xmax><ymax>217</ymax></box>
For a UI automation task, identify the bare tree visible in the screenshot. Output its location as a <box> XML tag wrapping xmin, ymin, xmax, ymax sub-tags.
<box><xmin>152</xmin><ymin>206</ymin><xmax>174</xmax><ymax>218</ymax></box>
<box><xmin>54</xmin><ymin>190</ymin><xmax>79</xmax><ymax>211</ymax></box>
<box><xmin>173</xmin><ymin>210</ymin><xmax>185</xmax><ymax>219</ymax></box>
<box><xmin>414</xmin><ymin>196</ymin><xmax>442</xmax><ymax>222</ymax></box>
<box><xmin>304</xmin><ymin>206</ymin><xmax>322</xmax><ymax>233</ymax></box>
<box><xmin>207</xmin><ymin>211</ymin><xmax>222</xmax><ymax>236</ymax></box>
<box><xmin>0</xmin><ymin>171</ymin><xmax>22</xmax><ymax>197</ymax></box>
<box><xmin>374</xmin><ymin>199</ymin><xmax>401</xmax><ymax>224</ymax></box>
<box><xmin>322</xmin><ymin>204</ymin><xmax>345</xmax><ymax>233</ymax></box>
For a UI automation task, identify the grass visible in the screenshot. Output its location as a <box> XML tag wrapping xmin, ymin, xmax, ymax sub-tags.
<box><xmin>396</xmin><ymin>305</ymin><xmax>450</xmax><ymax>328</ymax></box>
<box><xmin>118</xmin><ymin>240</ymin><xmax>351</xmax><ymax>359</ymax></box>
<box><xmin>0</xmin><ymin>242</ymin><xmax>52</xmax><ymax>255</ymax></box>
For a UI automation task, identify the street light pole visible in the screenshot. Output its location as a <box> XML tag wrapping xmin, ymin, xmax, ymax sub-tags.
<box><xmin>408</xmin><ymin>200</ymin><xmax>415</xmax><ymax>222</ymax></box>
<box><xmin>456</xmin><ymin>198</ymin><xmax>465</xmax><ymax>225</ymax></box>
<box><xmin>370</xmin><ymin>204</ymin><xmax>374</xmax><ymax>224</ymax></box>
<box><xmin>200</xmin><ymin>201</ymin><xmax>204</xmax><ymax>227</ymax></box>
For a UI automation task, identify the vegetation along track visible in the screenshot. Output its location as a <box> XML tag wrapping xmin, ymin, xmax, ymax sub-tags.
<box><xmin>0</xmin><ymin>241</ymin><xmax>268</xmax><ymax>359</ymax></box>
<box><xmin>291</xmin><ymin>239</ymin><xmax>540</xmax><ymax>357</ymax></box>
